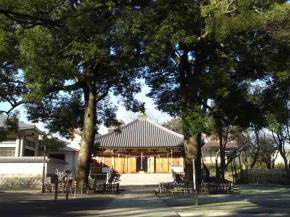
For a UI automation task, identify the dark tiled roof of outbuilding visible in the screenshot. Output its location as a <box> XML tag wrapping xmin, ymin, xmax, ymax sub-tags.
<box><xmin>0</xmin><ymin>114</ymin><xmax>38</xmax><ymax>130</ymax></box>
<box><xmin>96</xmin><ymin>118</ymin><xmax>184</xmax><ymax>148</ymax></box>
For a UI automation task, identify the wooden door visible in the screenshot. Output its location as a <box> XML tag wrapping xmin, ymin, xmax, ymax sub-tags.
<box><xmin>103</xmin><ymin>157</ymin><xmax>112</xmax><ymax>167</ymax></box>
<box><xmin>172</xmin><ymin>157</ymin><xmax>182</xmax><ymax>166</ymax></box>
<box><xmin>127</xmin><ymin>157</ymin><xmax>136</xmax><ymax>173</ymax></box>
<box><xmin>114</xmin><ymin>157</ymin><xmax>126</xmax><ymax>173</ymax></box>
<box><xmin>156</xmin><ymin>157</ymin><xmax>169</xmax><ymax>173</ymax></box>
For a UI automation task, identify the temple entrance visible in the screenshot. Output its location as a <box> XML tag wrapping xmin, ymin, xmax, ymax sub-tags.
<box><xmin>136</xmin><ymin>156</ymin><xmax>148</xmax><ymax>172</ymax></box>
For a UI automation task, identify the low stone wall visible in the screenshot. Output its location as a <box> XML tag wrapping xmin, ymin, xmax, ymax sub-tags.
<box><xmin>239</xmin><ymin>169</ymin><xmax>289</xmax><ymax>185</ymax></box>
<box><xmin>0</xmin><ymin>174</ymin><xmax>42</xmax><ymax>190</ymax></box>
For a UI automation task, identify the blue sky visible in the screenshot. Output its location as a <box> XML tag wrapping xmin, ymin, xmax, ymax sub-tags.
<box><xmin>0</xmin><ymin>83</ymin><xmax>172</xmax><ymax>135</ymax></box>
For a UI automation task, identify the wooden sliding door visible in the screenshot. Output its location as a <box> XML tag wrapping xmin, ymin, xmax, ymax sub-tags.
<box><xmin>156</xmin><ymin>157</ymin><xmax>169</xmax><ymax>173</ymax></box>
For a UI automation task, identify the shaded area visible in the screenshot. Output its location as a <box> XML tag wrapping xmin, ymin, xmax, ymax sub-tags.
<box><xmin>160</xmin><ymin>185</ymin><xmax>290</xmax><ymax>216</ymax></box>
<box><xmin>0</xmin><ymin>192</ymin><xmax>114</xmax><ymax>217</ymax></box>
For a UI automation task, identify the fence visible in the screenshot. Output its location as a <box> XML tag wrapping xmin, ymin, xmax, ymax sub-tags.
<box><xmin>94</xmin><ymin>183</ymin><xmax>120</xmax><ymax>193</ymax></box>
<box><xmin>157</xmin><ymin>181</ymin><xmax>233</xmax><ymax>195</ymax></box>
<box><xmin>238</xmin><ymin>169</ymin><xmax>290</xmax><ymax>185</ymax></box>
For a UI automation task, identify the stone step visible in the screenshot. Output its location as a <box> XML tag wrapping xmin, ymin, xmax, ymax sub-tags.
<box><xmin>119</xmin><ymin>173</ymin><xmax>174</xmax><ymax>186</ymax></box>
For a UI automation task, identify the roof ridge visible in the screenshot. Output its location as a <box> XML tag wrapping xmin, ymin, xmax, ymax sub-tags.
<box><xmin>97</xmin><ymin>118</ymin><xmax>184</xmax><ymax>139</ymax></box>
<box><xmin>96</xmin><ymin>119</ymin><xmax>139</xmax><ymax>139</ymax></box>
<box><xmin>144</xmin><ymin>119</ymin><xmax>184</xmax><ymax>138</ymax></box>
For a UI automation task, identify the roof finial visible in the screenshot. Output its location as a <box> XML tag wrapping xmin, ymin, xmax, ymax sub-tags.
<box><xmin>137</xmin><ymin>113</ymin><xmax>147</xmax><ymax>120</ymax></box>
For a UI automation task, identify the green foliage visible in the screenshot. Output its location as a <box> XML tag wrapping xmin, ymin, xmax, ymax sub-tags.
<box><xmin>182</xmin><ymin>107</ymin><xmax>214</xmax><ymax>137</ymax></box>
<box><xmin>0</xmin><ymin>14</ymin><xmax>26</xmax><ymax>114</ymax></box>
<box><xmin>0</xmin><ymin>0</ymin><xmax>145</xmax><ymax>137</ymax></box>
<box><xmin>0</xmin><ymin>112</ymin><xmax>19</xmax><ymax>141</ymax></box>
<box><xmin>162</xmin><ymin>117</ymin><xmax>183</xmax><ymax>134</ymax></box>
<box><xmin>122</xmin><ymin>0</ymin><xmax>290</xmax><ymax>139</ymax></box>
<box><xmin>40</xmin><ymin>135</ymin><xmax>65</xmax><ymax>154</ymax></box>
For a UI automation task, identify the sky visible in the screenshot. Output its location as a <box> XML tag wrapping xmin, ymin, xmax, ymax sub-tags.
<box><xmin>0</xmin><ymin>82</ymin><xmax>172</xmax><ymax>136</ymax></box>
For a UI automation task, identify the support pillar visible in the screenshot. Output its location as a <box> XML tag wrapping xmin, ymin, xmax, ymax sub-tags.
<box><xmin>19</xmin><ymin>137</ymin><xmax>24</xmax><ymax>157</ymax></box>
<box><xmin>15</xmin><ymin>136</ymin><xmax>21</xmax><ymax>157</ymax></box>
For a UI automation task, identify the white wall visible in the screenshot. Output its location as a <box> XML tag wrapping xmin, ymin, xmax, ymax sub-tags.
<box><xmin>0</xmin><ymin>162</ymin><xmax>66</xmax><ymax>175</ymax></box>
<box><xmin>0</xmin><ymin>140</ymin><xmax>16</xmax><ymax>147</ymax></box>
<box><xmin>64</xmin><ymin>152</ymin><xmax>76</xmax><ymax>172</ymax></box>
<box><xmin>0</xmin><ymin>163</ymin><xmax>44</xmax><ymax>175</ymax></box>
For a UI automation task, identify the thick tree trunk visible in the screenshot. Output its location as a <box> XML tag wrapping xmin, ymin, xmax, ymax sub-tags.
<box><xmin>266</xmin><ymin>159</ymin><xmax>271</xmax><ymax>169</ymax></box>
<box><xmin>76</xmin><ymin>83</ymin><xmax>96</xmax><ymax>187</ymax></box>
<box><xmin>184</xmin><ymin>133</ymin><xmax>202</xmax><ymax>185</ymax></box>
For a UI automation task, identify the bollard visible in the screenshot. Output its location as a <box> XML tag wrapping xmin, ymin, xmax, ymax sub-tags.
<box><xmin>54</xmin><ymin>180</ymin><xmax>58</xmax><ymax>200</ymax></box>
<box><xmin>117</xmin><ymin>183</ymin><xmax>119</xmax><ymax>193</ymax></box>
<box><xmin>195</xmin><ymin>188</ymin><xmax>198</xmax><ymax>206</ymax></box>
<box><xmin>74</xmin><ymin>181</ymin><xmax>77</xmax><ymax>198</ymax></box>
<box><xmin>65</xmin><ymin>180</ymin><xmax>69</xmax><ymax>200</ymax></box>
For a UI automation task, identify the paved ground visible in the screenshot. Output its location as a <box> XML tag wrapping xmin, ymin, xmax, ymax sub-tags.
<box><xmin>1</xmin><ymin>185</ymin><xmax>290</xmax><ymax>216</ymax></box>
<box><xmin>0</xmin><ymin>191</ymin><xmax>114</xmax><ymax>217</ymax></box>
<box><xmin>159</xmin><ymin>185</ymin><xmax>290</xmax><ymax>216</ymax></box>
<box><xmin>97</xmin><ymin>185</ymin><xmax>178</xmax><ymax>217</ymax></box>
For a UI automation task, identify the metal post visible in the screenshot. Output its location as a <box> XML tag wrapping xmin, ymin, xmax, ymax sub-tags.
<box><xmin>65</xmin><ymin>179</ymin><xmax>69</xmax><ymax>200</ymax></box>
<box><xmin>192</xmin><ymin>158</ymin><xmax>196</xmax><ymax>190</ymax></box>
<box><xmin>193</xmin><ymin>158</ymin><xmax>198</xmax><ymax>206</ymax></box>
<box><xmin>41</xmin><ymin>144</ymin><xmax>46</xmax><ymax>193</ymax></box>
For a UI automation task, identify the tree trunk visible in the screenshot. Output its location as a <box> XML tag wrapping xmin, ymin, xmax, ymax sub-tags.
<box><xmin>215</xmin><ymin>116</ymin><xmax>225</xmax><ymax>182</ymax></box>
<box><xmin>220</xmin><ymin>150</ymin><xmax>226</xmax><ymax>181</ymax></box>
<box><xmin>184</xmin><ymin>133</ymin><xmax>202</xmax><ymax>185</ymax></box>
<box><xmin>76</xmin><ymin>82</ymin><xmax>96</xmax><ymax>187</ymax></box>
<box><xmin>238</xmin><ymin>154</ymin><xmax>242</xmax><ymax>171</ymax></box>
<box><xmin>280</xmin><ymin>151</ymin><xmax>289</xmax><ymax>172</ymax></box>
<box><xmin>250</xmin><ymin>130</ymin><xmax>260</xmax><ymax>169</ymax></box>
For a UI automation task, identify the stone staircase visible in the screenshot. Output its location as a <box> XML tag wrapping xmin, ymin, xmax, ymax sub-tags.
<box><xmin>119</xmin><ymin>173</ymin><xmax>174</xmax><ymax>186</ymax></box>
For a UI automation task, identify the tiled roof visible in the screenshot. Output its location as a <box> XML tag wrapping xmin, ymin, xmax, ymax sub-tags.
<box><xmin>0</xmin><ymin>156</ymin><xmax>67</xmax><ymax>164</ymax></box>
<box><xmin>203</xmin><ymin>141</ymin><xmax>237</xmax><ymax>149</ymax></box>
<box><xmin>96</xmin><ymin>118</ymin><xmax>184</xmax><ymax>148</ymax></box>
<box><xmin>0</xmin><ymin>114</ymin><xmax>35</xmax><ymax>130</ymax></box>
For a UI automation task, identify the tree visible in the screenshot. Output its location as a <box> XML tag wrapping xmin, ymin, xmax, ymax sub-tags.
<box><xmin>162</xmin><ymin>117</ymin><xmax>183</xmax><ymax>134</ymax></box>
<box><xmin>0</xmin><ymin>0</ymin><xmax>144</xmax><ymax>186</ymax></box>
<box><xmin>0</xmin><ymin>12</ymin><xmax>26</xmax><ymax>114</ymax></box>
<box><xmin>269</xmin><ymin>120</ymin><xmax>290</xmax><ymax>171</ymax></box>
<box><xmin>0</xmin><ymin>13</ymin><xmax>26</xmax><ymax>139</ymax></box>
<box><xmin>258</xmin><ymin>135</ymin><xmax>277</xmax><ymax>169</ymax></box>
<box><xmin>124</xmin><ymin>0</ymin><xmax>290</xmax><ymax>183</ymax></box>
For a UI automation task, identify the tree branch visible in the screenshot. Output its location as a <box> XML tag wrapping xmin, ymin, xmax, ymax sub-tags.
<box><xmin>96</xmin><ymin>85</ymin><xmax>111</xmax><ymax>103</ymax></box>
<box><xmin>0</xmin><ymin>7</ymin><xmax>61</xmax><ymax>28</ymax></box>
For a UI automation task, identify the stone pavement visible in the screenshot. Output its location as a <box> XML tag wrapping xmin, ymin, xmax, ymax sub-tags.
<box><xmin>97</xmin><ymin>185</ymin><xmax>179</xmax><ymax>217</ymax></box>
<box><xmin>160</xmin><ymin>185</ymin><xmax>290</xmax><ymax>216</ymax></box>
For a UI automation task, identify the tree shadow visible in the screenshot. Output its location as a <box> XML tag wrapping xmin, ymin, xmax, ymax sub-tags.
<box><xmin>0</xmin><ymin>185</ymin><xmax>177</xmax><ymax>217</ymax></box>
<box><xmin>0</xmin><ymin>192</ymin><xmax>112</xmax><ymax>217</ymax></box>
<box><xmin>160</xmin><ymin>184</ymin><xmax>290</xmax><ymax>216</ymax></box>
